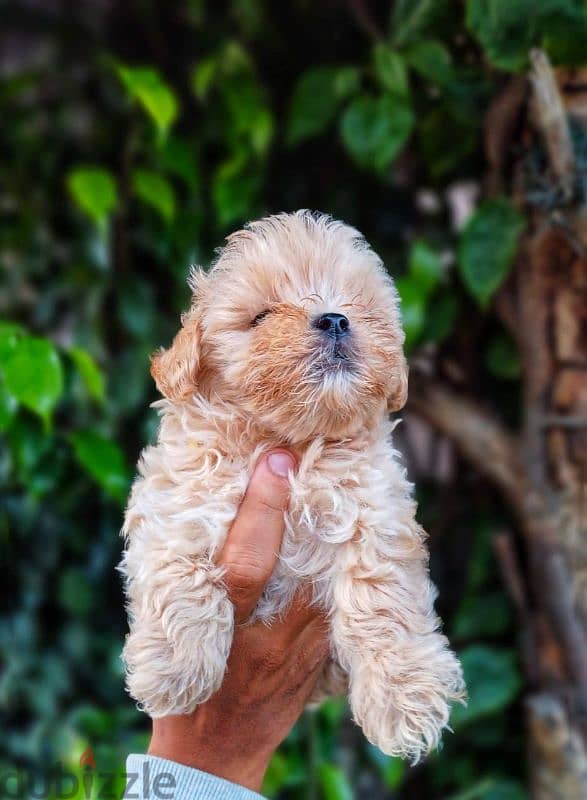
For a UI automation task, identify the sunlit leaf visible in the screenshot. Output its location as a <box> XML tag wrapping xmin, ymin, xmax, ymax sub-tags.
<box><xmin>68</xmin><ymin>347</ymin><xmax>106</xmax><ymax>402</ymax></box>
<box><xmin>67</xmin><ymin>168</ymin><xmax>118</xmax><ymax>233</ymax></box>
<box><xmin>458</xmin><ymin>199</ymin><xmax>524</xmax><ymax>306</ymax></box>
<box><xmin>408</xmin><ymin>239</ymin><xmax>443</xmax><ymax>297</ymax></box>
<box><xmin>132</xmin><ymin>168</ymin><xmax>176</xmax><ymax>222</ymax></box>
<box><xmin>318</xmin><ymin>763</ymin><xmax>354</xmax><ymax>800</ymax></box>
<box><xmin>286</xmin><ymin>66</ymin><xmax>360</xmax><ymax>146</ymax></box>
<box><xmin>340</xmin><ymin>94</ymin><xmax>413</xmax><ymax>174</ymax></box>
<box><xmin>262</xmin><ymin>752</ymin><xmax>290</xmax><ymax>798</ymax></box>
<box><xmin>191</xmin><ymin>56</ymin><xmax>218</xmax><ymax>100</ymax></box>
<box><xmin>452</xmin><ymin>645</ymin><xmax>522</xmax><ymax>727</ymax></box>
<box><xmin>70</xmin><ymin>430</ymin><xmax>130</xmax><ymax>503</ymax></box>
<box><xmin>2</xmin><ymin>336</ymin><xmax>63</xmax><ymax>424</ymax></box>
<box><xmin>0</xmin><ymin>321</ymin><xmax>24</xmax><ymax>360</ymax></box>
<box><xmin>117</xmin><ymin>65</ymin><xmax>179</xmax><ymax>137</ymax></box>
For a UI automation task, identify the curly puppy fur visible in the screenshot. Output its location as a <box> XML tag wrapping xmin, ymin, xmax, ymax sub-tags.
<box><xmin>120</xmin><ymin>211</ymin><xmax>464</xmax><ymax>761</ymax></box>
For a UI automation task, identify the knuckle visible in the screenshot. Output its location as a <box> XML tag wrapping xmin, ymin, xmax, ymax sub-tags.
<box><xmin>252</xmin><ymin>493</ymin><xmax>286</xmax><ymax>518</ymax></box>
<box><xmin>223</xmin><ymin>556</ymin><xmax>269</xmax><ymax>599</ymax></box>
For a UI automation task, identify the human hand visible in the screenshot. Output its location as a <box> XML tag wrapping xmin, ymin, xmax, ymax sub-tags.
<box><xmin>148</xmin><ymin>451</ymin><xmax>329</xmax><ymax>792</ymax></box>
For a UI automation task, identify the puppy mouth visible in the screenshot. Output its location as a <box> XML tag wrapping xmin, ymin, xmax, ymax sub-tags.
<box><xmin>315</xmin><ymin>339</ymin><xmax>355</xmax><ymax>372</ymax></box>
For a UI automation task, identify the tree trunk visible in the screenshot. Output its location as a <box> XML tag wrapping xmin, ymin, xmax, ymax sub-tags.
<box><xmin>410</xmin><ymin>52</ymin><xmax>587</xmax><ymax>799</ymax></box>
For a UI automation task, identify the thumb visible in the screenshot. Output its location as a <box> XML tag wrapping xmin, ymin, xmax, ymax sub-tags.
<box><xmin>218</xmin><ymin>450</ymin><xmax>296</xmax><ymax>623</ymax></box>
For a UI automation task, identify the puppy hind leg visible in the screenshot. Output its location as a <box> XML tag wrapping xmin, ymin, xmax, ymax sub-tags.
<box><xmin>123</xmin><ymin>564</ymin><xmax>234</xmax><ymax>717</ymax></box>
<box><xmin>330</xmin><ymin>546</ymin><xmax>464</xmax><ymax>761</ymax></box>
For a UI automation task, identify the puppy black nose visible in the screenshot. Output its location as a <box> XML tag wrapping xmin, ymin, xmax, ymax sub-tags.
<box><xmin>313</xmin><ymin>313</ymin><xmax>350</xmax><ymax>337</ymax></box>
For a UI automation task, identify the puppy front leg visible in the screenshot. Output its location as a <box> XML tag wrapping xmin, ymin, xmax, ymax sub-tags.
<box><xmin>123</xmin><ymin>561</ymin><xmax>234</xmax><ymax>717</ymax></box>
<box><xmin>330</xmin><ymin>536</ymin><xmax>464</xmax><ymax>761</ymax></box>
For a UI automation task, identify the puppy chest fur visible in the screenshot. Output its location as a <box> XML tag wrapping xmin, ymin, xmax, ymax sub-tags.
<box><xmin>120</xmin><ymin>211</ymin><xmax>464</xmax><ymax>761</ymax></box>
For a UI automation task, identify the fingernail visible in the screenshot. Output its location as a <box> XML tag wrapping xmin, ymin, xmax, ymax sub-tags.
<box><xmin>267</xmin><ymin>451</ymin><xmax>295</xmax><ymax>477</ymax></box>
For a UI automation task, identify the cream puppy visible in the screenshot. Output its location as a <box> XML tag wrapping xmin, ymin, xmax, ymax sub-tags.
<box><xmin>120</xmin><ymin>211</ymin><xmax>464</xmax><ymax>761</ymax></box>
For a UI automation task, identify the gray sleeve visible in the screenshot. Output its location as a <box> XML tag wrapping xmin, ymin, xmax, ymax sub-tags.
<box><xmin>124</xmin><ymin>754</ymin><xmax>266</xmax><ymax>800</ymax></box>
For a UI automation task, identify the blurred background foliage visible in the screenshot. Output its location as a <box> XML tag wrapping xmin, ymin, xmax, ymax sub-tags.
<box><xmin>1</xmin><ymin>1</ymin><xmax>586</xmax><ymax>798</ymax></box>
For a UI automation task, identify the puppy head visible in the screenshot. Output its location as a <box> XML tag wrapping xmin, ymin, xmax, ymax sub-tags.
<box><xmin>152</xmin><ymin>211</ymin><xmax>407</xmax><ymax>442</ymax></box>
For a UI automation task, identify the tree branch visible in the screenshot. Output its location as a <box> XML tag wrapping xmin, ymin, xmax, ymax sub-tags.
<box><xmin>408</xmin><ymin>373</ymin><xmax>525</xmax><ymax>507</ymax></box>
<box><xmin>529</xmin><ymin>48</ymin><xmax>576</xmax><ymax>201</ymax></box>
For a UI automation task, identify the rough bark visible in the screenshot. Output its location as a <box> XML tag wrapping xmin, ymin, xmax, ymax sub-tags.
<box><xmin>409</xmin><ymin>51</ymin><xmax>587</xmax><ymax>799</ymax></box>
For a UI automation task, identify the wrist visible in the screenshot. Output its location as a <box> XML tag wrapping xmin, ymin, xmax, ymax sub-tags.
<box><xmin>148</xmin><ymin>715</ymin><xmax>271</xmax><ymax>792</ymax></box>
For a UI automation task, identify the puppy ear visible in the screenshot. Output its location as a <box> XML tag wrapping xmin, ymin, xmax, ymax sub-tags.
<box><xmin>150</xmin><ymin>307</ymin><xmax>202</xmax><ymax>401</ymax></box>
<box><xmin>387</xmin><ymin>355</ymin><xmax>409</xmax><ymax>412</ymax></box>
<box><xmin>151</xmin><ymin>268</ymin><xmax>210</xmax><ymax>401</ymax></box>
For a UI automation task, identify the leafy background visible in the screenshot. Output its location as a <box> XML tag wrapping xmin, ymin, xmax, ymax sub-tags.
<box><xmin>1</xmin><ymin>1</ymin><xmax>585</xmax><ymax>798</ymax></box>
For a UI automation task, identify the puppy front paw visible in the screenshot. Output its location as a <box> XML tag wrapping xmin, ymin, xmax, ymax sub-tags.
<box><xmin>123</xmin><ymin>618</ymin><xmax>232</xmax><ymax>717</ymax></box>
<box><xmin>349</xmin><ymin>637</ymin><xmax>465</xmax><ymax>762</ymax></box>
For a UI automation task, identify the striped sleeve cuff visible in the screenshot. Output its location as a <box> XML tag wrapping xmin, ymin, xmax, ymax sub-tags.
<box><xmin>124</xmin><ymin>754</ymin><xmax>265</xmax><ymax>800</ymax></box>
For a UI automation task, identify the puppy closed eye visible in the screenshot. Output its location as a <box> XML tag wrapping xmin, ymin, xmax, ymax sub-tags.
<box><xmin>251</xmin><ymin>309</ymin><xmax>271</xmax><ymax>327</ymax></box>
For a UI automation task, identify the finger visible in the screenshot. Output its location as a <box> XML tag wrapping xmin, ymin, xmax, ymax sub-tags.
<box><xmin>218</xmin><ymin>450</ymin><xmax>296</xmax><ymax>623</ymax></box>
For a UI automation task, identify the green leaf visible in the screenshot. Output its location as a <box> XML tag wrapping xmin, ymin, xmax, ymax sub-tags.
<box><xmin>366</xmin><ymin>745</ymin><xmax>405</xmax><ymax>790</ymax></box>
<box><xmin>70</xmin><ymin>430</ymin><xmax>130</xmax><ymax>503</ymax></box>
<box><xmin>419</xmin><ymin>106</ymin><xmax>478</xmax><ymax>178</ymax></box>
<box><xmin>452</xmin><ymin>592</ymin><xmax>512</xmax><ymax>641</ymax></box>
<box><xmin>320</xmin><ymin>697</ymin><xmax>348</xmax><ymax>727</ymax></box>
<box><xmin>0</xmin><ymin>321</ymin><xmax>24</xmax><ymax>360</ymax></box>
<box><xmin>212</xmin><ymin>154</ymin><xmax>262</xmax><ymax>227</ymax></box>
<box><xmin>68</xmin><ymin>347</ymin><xmax>106</xmax><ymax>402</ymax></box>
<box><xmin>191</xmin><ymin>56</ymin><xmax>218</xmax><ymax>100</ymax></box>
<box><xmin>486</xmin><ymin>333</ymin><xmax>521</xmax><ymax>379</ymax></box>
<box><xmin>391</xmin><ymin>0</ymin><xmax>451</xmax><ymax>47</ymax></box>
<box><xmin>58</xmin><ymin>569</ymin><xmax>93</xmax><ymax>616</ymax></box>
<box><xmin>286</xmin><ymin>66</ymin><xmax>360</xmax><ymax>146</ymax></box>
<box><xmin>396</xmin><ymin>276</ymin><xmax>425</xmax><ymax>351</ymax></box>
<box><xmin>67</xmin><ymin>168</ymin><xmax>118</xmax><ymax>233</ymax></box>
<box><xmin>2</xmin><ymin>336</ymin><xmax>63</xmax><ymax>424</ymax></box>
<box><xmin>405</xmin><ymin>40</ymin><xmax>454</xmax><ymax>85</ymax></box>
<box><xmin>0</xmin><ymin>380</ymin><xmax>17</xmax><ymax>431</ymax></box>
<box><xmin>452</xmin><ymin>645</ymin><xmax>522</xmax><ymax>728</ymax></box>
<box><xmin>221</xmin><ymin>75</ymin><xmax>275</xmax><ymax>155</ymax></box>
<box><xmin>447</xmin><ymin>778</ymin><xmax>528</xmax><ymax>800</ymax></box>
<box><xmin>459</xmin><ymin>199</ymin><xmax>524</xmax><ymax>306</ymax></box>
<box><xmin>465</xmin><ymin>0</ymin><xmax>575</xmax><ymax>72</ymax></box>
<box><xmin>261</xmin><ymin>752</ymin><xmax>290</xmax><ymax>798</ymax></box>
<box><xmin>159</xmin><ymin>136</ymin><xmax>200</xmax><ymax>190</ymax></box>
<box><xmin>117</xmin><ymin>65</ymin><xmax>179</xmax><ymax>137</ymax></box>
<box><xmin>422</xmin><ymin>291</ymin><xmax>458</xmax><ymax>343</ymax></box>
<box><xmin>372</xmin><ymin>44</ymin><xmax>408</xmax><ymax>96</ymax></box>
<box><xmin>132</xmin><ymin>168</ymin><xmax>176</xmax><ymax>223</ymax></box>
<box><xmin>340</xmin><ymin>94</ymin><xmax>413</xmax><ymax>174</ymax></box>
<box><xmin>318</xmin><ymin>763</ymin><xmax>354</xmax><ymax>800</ymax></box>
<box><xmin>408</xmin><ymin>239</ymin><xmax>442</xmax><ymax>297</ymax></box>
